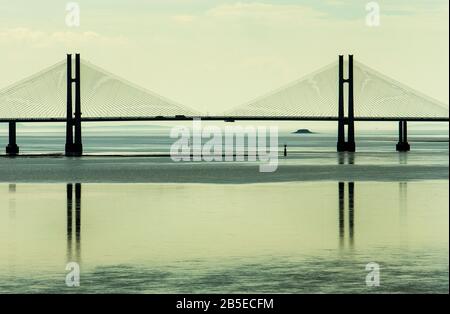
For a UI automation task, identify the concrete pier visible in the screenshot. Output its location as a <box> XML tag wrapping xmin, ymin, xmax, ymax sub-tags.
<box><xmin>6</xmin><ymin>121</ymin><xmax>19</xmax><ymax>156</ymax></box>
<box><xmin>396</xmin><ymin>120</ymin><xmax>410</xmax><ymax>152</ymax></box>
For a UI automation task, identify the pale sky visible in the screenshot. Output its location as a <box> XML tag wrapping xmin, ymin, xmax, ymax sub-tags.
<box><xmin>0</xmin><ymin>0</ymin><xmax>449</xmax><ymax>114</ymax></box>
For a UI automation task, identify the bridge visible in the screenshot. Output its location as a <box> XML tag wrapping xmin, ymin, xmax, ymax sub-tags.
<box><xmin>0</xmin><ymin>54</ymin><xmax>448</xmax><ymax>156</ymax></box>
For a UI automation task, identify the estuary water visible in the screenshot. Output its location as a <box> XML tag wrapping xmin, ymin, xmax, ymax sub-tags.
<box><xmin>0</xmin><ymin>181</ymin><xmax>448</xmax><ymax>293</ymax></box>
<box><xmin>0</xmin><ymin>128</ymin><xmax>448</xmax><ymax>293</ymax></box>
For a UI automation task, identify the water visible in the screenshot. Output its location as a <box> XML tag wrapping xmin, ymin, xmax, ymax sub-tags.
<box><xmin>0</xmin><ymin>127</ymin><xmax>448</xmax><ymax>155</ymax></box>
<box><xmin>0</xmin><ymin>181</ymin><xmax>447</xmax><ymax>293</ymax></box>
<box><xmin>0</xmin><ymin>130</ymin><xmax>448</xmax><ymax>293</ymax></box>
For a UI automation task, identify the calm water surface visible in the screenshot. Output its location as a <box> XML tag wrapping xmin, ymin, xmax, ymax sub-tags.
<box><xmin>0</xmin><ymin>130</ymin><xmax>448</xmax><ymax>293</ymax></box>
<box><xmin>0</xmin><ymin>181</ymin><xmax>448</xmax><ymax>293</ymax></box>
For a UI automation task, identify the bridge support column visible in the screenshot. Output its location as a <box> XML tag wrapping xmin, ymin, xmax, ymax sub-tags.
<box><xmin>396</xmin><ymin>120</ymin><xmax>410</xmax><ymax>152</ymax></box>
<box><xmin>65</xmin><ymin>54</ymin><xmax>74</xmax><ymax>155</ymax></box>
<box><xmin>6</xmin><ymin>122</ymin><xmax>19</xmax><ymax>156</ymax></box>
<box><xmin>65</xmin><ymin>53</ymin><xmax>83</xmax><ymax>157</ymax></box>
<box><xmin>337</xmin><ymin>55</ymin><xmax>356</xmax><ymax>152</ymax></box>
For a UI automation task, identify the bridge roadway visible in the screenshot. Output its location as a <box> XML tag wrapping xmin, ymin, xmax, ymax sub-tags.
<box><xmin>0</xmin><ymin>116</ymin><xmax>448</xmax><ymax>123</ymax></box>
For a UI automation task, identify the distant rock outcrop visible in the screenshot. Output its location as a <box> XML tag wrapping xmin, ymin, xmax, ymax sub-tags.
<box><xmin>292</xmin><ymin>129</ymin><xmax>315</xmax><ymax>134</ymax></box>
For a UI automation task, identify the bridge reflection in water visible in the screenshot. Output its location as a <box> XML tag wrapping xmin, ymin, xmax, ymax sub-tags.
<box><xmin>66</xmin><ymin>183</ymin><xmax>81</xmax><ymax>263</ymax></box>
<box><xmin>57</xmin><ymin>181</ymin><xmax>411</xmax><ymax>261</ymax></box>
<box><xmin>338</xmin><ymin>182</ymin><xmax>355</xmax><ymax>249</ymax></box>
<box><xmin>1</xmin><ymin>179</ymin><xmax>445</xmax><ymax>294</ymax></box>
<box><xmin>58</xmin><ymin>181</ymin><xmax>413</xmax><ymax>260</ymax></box>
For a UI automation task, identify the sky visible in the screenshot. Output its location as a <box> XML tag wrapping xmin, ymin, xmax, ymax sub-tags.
<box><xmin>0</xmin><ymin>0</ymin><xmax>449</xmax><ymax>116</ymax></box>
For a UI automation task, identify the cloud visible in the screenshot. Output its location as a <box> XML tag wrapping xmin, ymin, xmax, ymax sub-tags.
<box><xmin>164</xmin><ymin>2</ymin><xmax>333</xmax><ymax>32</ymax></box>
<box><xmin>203</xmin><ymin>0</ymin><xmax>448</xmax><ymax>21</ymax></box>
<box><xmin>0</xmin><ymin>27</ymin><xmax>128</xmax><ymax>48</ymax></box>
<box><xmin>206</xmin><ymin>2</ymin><xmax>326</xmax><ymax>22</ymax></box>
<box><xmin>171</xmin><ymin>15</ymin><xmax>197</xmax><ymax>23</ymax></box>
<box><xmin>0</xmin><ymin>28</ymin><xmax>46</xmax><ymax>44</ymax></box>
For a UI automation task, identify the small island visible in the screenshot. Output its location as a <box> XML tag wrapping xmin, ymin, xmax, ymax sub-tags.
<box><xmin>292</xmin><ymin>129</ymin><xmax>315</xmax><ymax>134</ymax></box>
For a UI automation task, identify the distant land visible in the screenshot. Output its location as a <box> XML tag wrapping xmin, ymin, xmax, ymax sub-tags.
<box><xmin>292</xmin><ymin>129</ymin><xmax>315</xmax><ymax>134</ymax></box>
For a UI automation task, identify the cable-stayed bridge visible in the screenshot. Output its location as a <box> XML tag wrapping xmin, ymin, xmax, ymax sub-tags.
<box><xmin>0</xmin><ymin>58</ymin><xmax>200</xmax><ymax>121</ymax></box>
<box><xmin>0</xmin><ymin>54</ymin><xmax>448</xmax><ymax>156</ymax></box>
<box><xmin>223</xmin><ymin>60</ymin><xmax>449</xmax><ymax>121</ymax></box>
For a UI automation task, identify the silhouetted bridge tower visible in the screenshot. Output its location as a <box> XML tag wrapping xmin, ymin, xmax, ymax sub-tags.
<box><xmin>337</xmin><ymin>55</ymin><xmax>356</xmax><ymax>152</ymax></box>
<box><xmin>65</xmin><ymin>54</ymin><xmax>83</xmax><ymax>157</ymax></box>
<box><xmin>0</xmin><ymin>54</ymin><xmax>448</xmax><ymax>156</ymax></box>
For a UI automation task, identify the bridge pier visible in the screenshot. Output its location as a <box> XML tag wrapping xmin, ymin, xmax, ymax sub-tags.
<box><xmin>65</xmin><ymin>53</ymin><xmax>83</xmax><ymax>157</ymax></box>
<box><xmin>337</xmin><ymin>55</ymin><xmax>356</xmax><ymax>152</ymax></box>
<box><xmin>6</xmin><ymin>122</ymin><xmax>19</xmax><ymax>156</ymax></box>
<box><xmin>396</xmin><ymin>120</ymin><xmax>410</xmax><ymax>152</ymax></box>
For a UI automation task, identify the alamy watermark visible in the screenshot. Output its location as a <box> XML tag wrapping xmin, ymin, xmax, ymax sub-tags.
<box><xmin>365</xmin><ymin>262</ymin><xmax>381</xmax><ymax>287</ymax></box>
<box><xmin>170</xmin><ymin>119</ymin><xmax>279</xmax><ymax>173</ymax></box>
<box><xmin>66</xmin><ymin>2</ymin><xmax>80</xmax><ymax>27</ymax></box>
<box><xmin>366</xmin><ymin>2</ymin><xmax>381</xmax><ymax>27</ymax></box>
<box><xmin>65</xmin><ymin>262</ymin><xmax>80</xmax><ymax>287</ymax></box>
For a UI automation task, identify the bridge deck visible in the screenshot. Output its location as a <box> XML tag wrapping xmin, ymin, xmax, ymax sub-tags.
<box><xmin>0</xmin><ymin>116</ymin><xmax>448</xmax><ymax>123</ymax></box>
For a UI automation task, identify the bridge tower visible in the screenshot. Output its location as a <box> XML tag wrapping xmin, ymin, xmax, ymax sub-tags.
<box><xmin>65</xmin><ymin>54</ymin><xmax>83</xmax><ymax>156</ymax></box>
<box><xmin>337</xmin><ymin>55</ymin><xmax>356</xmax><ymax>152</ymax></box>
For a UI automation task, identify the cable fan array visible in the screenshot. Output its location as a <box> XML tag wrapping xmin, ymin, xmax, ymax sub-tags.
<box><xmin>0</xmin><ymin>59</ymin><xmax>448</xmax><ymax>120</ymax></box>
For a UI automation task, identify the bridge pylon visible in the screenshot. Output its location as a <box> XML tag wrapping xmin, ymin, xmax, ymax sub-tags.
<box><xmin>337</xmin><ymin>55</ymin><xmax>356</xmax><ymax>152</ymax></box>
<box><xmin>65</xmin><ymin>54</ymin><xmax>83</xmax><ymax>157</ymax></box>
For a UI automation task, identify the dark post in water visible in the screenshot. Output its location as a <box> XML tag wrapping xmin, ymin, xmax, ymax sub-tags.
<box><xmin>337</xmin><ymin>55</ymin><xmax>356</xmax><ymax>152</ymax></box>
